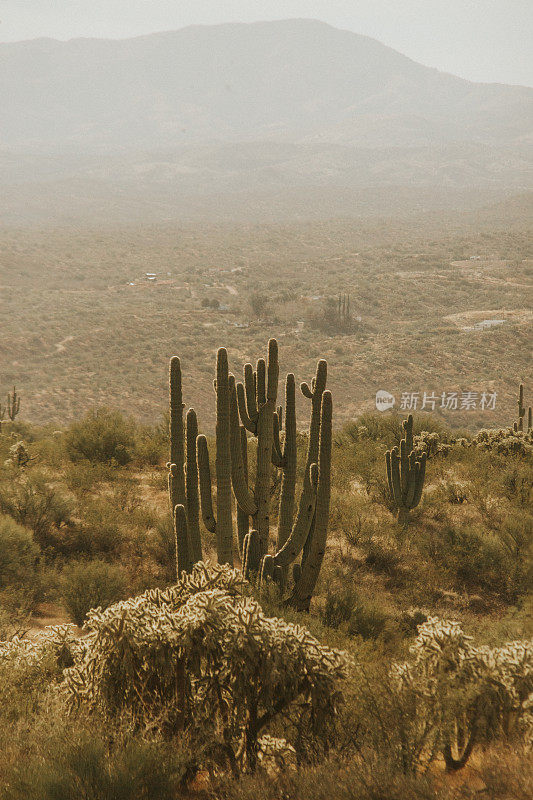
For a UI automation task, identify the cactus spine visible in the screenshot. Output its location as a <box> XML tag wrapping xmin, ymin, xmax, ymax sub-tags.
<box><xmin>6</xmin><ymin>387</ymin><xmax>20</xmax><ymax>422</ymax></box>
<box><xmin>168</xmin><ymin>358</ymin><xmax>203</xmax><ymax>577</ymax></box>
<box><xmin>386</xmin><ymin>414</ymin><xmax>427</xmax><ymax>524</ymax></box>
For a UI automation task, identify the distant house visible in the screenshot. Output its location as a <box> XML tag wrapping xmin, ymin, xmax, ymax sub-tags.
<box><xmin>475</xmin><ymin>319</ymin><xmax>505</xmax><ymax>329</ymax></box>
<box><xmin>465</xmin><ymin>319</ymin><xmax>506</xmax><ymax>331</ymax></box>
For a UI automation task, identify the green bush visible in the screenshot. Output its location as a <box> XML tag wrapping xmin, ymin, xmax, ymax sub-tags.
<box><xmin>60</xmin><ymin>560</ymin><xmax>126</xmax><ymax>627</ymax></box>
<box><xmin>0</xmin><ymin>471</ymin><xmax>72</xmax><ymax>549</ymax></box>
<box><xmin>211</xmin><ymin>755</ymin><xmax>440</xmax><ymax>800</ymax></box>
<box><xmin>0</xmin><ymin>515</ymin><xmax>40</xmax><ymax>589</ymax></box>
<box><xmin>65</xmin><ymin>408</ymin><xmax>135</xmax><ymax>465</ymax></box>
<box><xmin>433</xmin><ymin>524</ymin><xmax>513</xmax><ymax>597</ymax></box>
<box><xmin>321</xmin><ymin>587</ymin><xmax>392</xmax><ymax>641</ymax></box>
<box><xmin>4</xmin><ymin>734</ymin><xmax>188</xmax><ymax>800</ymax></box>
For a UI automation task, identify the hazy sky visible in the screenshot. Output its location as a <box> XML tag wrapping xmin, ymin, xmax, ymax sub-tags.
<box><xmin>1</xmin><ymin>0</ymin><xmax>531</xmax><ymax>86</ymax></box>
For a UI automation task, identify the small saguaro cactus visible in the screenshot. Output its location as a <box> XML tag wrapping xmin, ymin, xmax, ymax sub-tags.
<box><xmin>168</xmin><ymin>357</ymin><xmax>203</xmax><ymax>576</ymax></box>
<box><xmin>337</xmin><ymin>293</ymin><xmax>351</xmax><ymax>326</ymax></box>
<box><xmin>386</xmin><ymin>414</ymin><xmax>427</xmax><ymax>524</ymax></box>
<box><xmin>232</xmin><ymin>339</ymin><xmax>332</xmax><ymax>611</ymax></box>
<box><xmin>514</xmin><ymin>383</ymin><xmax>531</xmax><ymax>432</ymax></box>
<box><xmin>0</xmin><ymin>403</ymin><xmax>5</xmax><ymax>433</ymax></box>
<box><xmin>7</xmin><ymin>387</ymin><xmax>20</xmax><ymax>421</ymax></box>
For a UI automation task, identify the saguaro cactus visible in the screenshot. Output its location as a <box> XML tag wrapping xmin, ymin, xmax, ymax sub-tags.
<box><xmin>337</xmin><ymin>293</ymin><xmax>351</xmax><ymax>327</ymax></box>
<box><xmin>7</xmin><ymin>387</ymin><xmax>20</xmax><ymax>421</ymax></box>
<box><xmin>168</xmin><ymin>357</ymin><xmax>203</xmax><ymax>576</ymax></box>
<box><xmin>197</xmin><ymin>348</ymin><xmax>234</xmax><ymax>566</ymax></box>
<box><xmin>386</xmin><ymin>414</ymin><xmax>427</xmax><ymax>524</ymax></box>
<box><xmin>232</xmin><ymin>341</ymin><xmax>332</xmax><ymax>609</ymax></box>
<box><xmin>514</xmin><ymin>384</ymin><xmax>531</xmax><ymax>433</ymax></box>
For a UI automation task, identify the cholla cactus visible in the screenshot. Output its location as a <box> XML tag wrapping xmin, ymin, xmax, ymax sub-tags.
<box><xmin>386</xmin><ymin>414</ymin><xmax>427</xmax><ymax>524</ymax></box>
<box><xmin>6</xmin><ymin>386</ymin><xmax>20</xmax><ymax>421</ymax></box>
<box><xmin>474</xmin><ymin>427</ymin><xmax>532</xmax><ymax>457</ymax></box>
<box><xmin>0</xmin><ymin>624</ymin><xmax>80</xmax><ymax>675</ymax></box>
<box><xmin>414</xmin><ymin>431</ymin><xmax>453</xmax><ymax>459</ymax></box>
<box><xmin>392</xmin><ymin>617</ymin><xmax>533</xmax><ymax>771</ymax></box>
<box><xmin>62</xmin><ymin>563</ymin><xmax>347</xmax><ymax>774</ymax></box>
<box><xmin>6</xmin><ymin>440</ymin><xmax>30</xmax><ymax>467</ymax></box>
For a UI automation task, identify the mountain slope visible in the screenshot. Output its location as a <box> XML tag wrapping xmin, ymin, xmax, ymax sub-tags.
<box><xmin>1</xmin><ymin>18</ymin><xmax>532</xmax><ymax>152</ymax></box>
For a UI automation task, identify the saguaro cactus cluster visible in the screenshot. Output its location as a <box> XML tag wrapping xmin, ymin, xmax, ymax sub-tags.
<box><xmin>167</xmin><ymin>339</ymin><xmax>332</xmax><ymax>611</ymax></box>
<box><xmin>386</xmin><ymin>414</ymin><xmax>427</xmax><ymax>524</ymax></box>
<box><xmin>233</xmin><ymin>340</ymin><xmax>332</xmax><ymax>610</ymax></box>
<box><xmin>514</xmin><ymin>384</ymin><xmax>532</xmax><ymax>433</ymax></box>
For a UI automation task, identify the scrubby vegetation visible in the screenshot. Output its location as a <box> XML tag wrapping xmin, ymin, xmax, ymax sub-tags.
<box><xmin>2</xmin><ymin>215</ymin><xmax>531</xmax><ymax>432</ymax></box>
<box><xmin>0</xmin><ymin>335</ymin><xmax>531</xmax><ymax>798</ymax></box>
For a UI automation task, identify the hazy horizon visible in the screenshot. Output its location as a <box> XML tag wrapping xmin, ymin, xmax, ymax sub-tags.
<box><xmin>1</xmin><ymin>1</ymin><xmax>532</xmax><ymax>87</ymax></box>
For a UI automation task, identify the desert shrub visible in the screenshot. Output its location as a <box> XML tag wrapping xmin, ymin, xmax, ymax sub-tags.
<box><xmin>321</xmin><ymin>587</ymin><xmax>357</xmax><ymax>629</ymax></box>
<box><xmin>134</xmin><ymin>422</ymin><xmax>167</xmax><ymax>466</ymax></box>
<box><xmin>344</xmin><ymin>413</ymin><xmax>448</xmax><ymax>449</ymax></box>
<box><xmin>65</xmin><ymin>407</ymin><xmax>135</xmax><ymax>465</ymax></box>
<box><xmin>501</xmin><ymin>462</ymin><xmax>532</xmax><ymax>506</ymax></box>
<box><xmin>148</xmin><ymin>515</ymin><xmax>177</xmax><ymax>583</ymax></box>
<box><xmin>475</xmin><ymin>747</ymin><xmax>533</xmax><ymax>800</ymax></box>
<box><xmin>211</xmin><ymin>754</ymin><xmax>440</xmax><ymax>800</ymax></box>
<box><xmin>63</xmin><ymin>461</ymin><xmax>115</xmax><ymax>494</ymax></box>
<box><xmin>330</xmin><ymin>490</ymin><xmax>375</xmax><ymax>547</ymax></box>
<box><xmin>63</xmin><ymin>563</ymin><xmax>347</xmax><ymax>774</ymax></box>
<box><xmin>364</xmin><ymin>538</ymin><xmax>401</xmax><ymax>575</ymax></box>
<box><xmin>430</xmin><ymin>524</ymin><xmax>516</xmax><ymax>597</ymax></box>
<box><xmin>321</xmin><ymin>587</ymin><xmax>393</xmax><ymax>641</ymax></box>
<box><xmin>3</xmin><ymin>734</ymin><xmax>189</xmax><ymax>800</ymax></box>
<box><xmin>249</xmin><ymin>291</ymin><xmax>269</xmax><ymax>318</ymax></box>
<box><xmin>0</xmin><ymin>471</ymin><xmax>72</xmax><ymax>549</ymax></box>
<box><xmin>0</xmin><ymin>515</ymin><xmax>40</xmax><ymax>589</ymax></box>
<box><xmin>60</xmin><ymin>560</ymin><xmax>126</xmax><ymax>627</ymax></box>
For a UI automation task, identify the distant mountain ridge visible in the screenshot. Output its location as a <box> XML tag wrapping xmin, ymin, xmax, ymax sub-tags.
<box><xmin>1</xmin><ymin>18</ymin><xmax>532</xmax><ymax>152</ymax></box>
<box><xmin>1</xmin><ymin>19</ymin><xmax>531</xmax><ymax>225</ymax></box>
